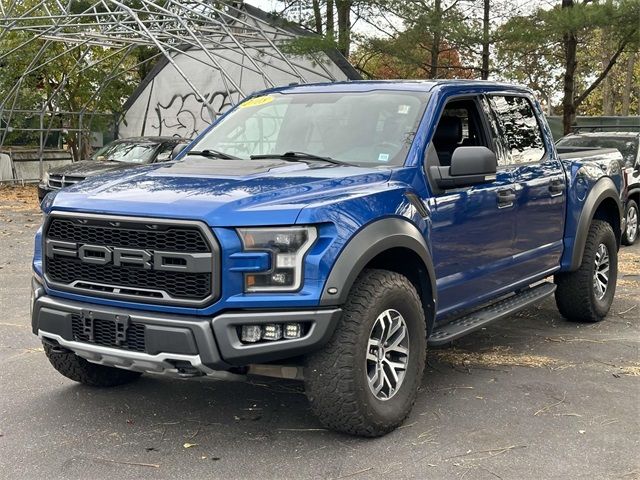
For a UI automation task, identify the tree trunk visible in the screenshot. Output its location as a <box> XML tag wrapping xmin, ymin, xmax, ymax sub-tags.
<box><xmin>481</xmin><ymin>0</ymin><xmax>490</xmax><ymax>79</ymax></box>
<box><xmin>430</xmin><ymin>0</ymin><xmax>442</xmax><ymax>78</ymax></box>
<box><xmin>312</xmin><ymin>0</ymin><xmax>323</xmax><ymax>35</ymax></box>
<box><xmin>601</xmin><ymin>29</ymin><xmax>615</xmax><ymax>115</ymax></box>
<box><xmin>561</xmin><ymin>0</ymin><xmax>578</xmax><ymax>135</ymax></box>
<box><xmin>336</xmin><ymin>0</ymin><xmax>351</xmax><ymax>58</ymax></box>
<box><xmin>622</xmin><ymin>52</ymin><xmax>636</xmax><ymax>116</ymax></box>
<box><xmin>326</xmin><ymin>0</ymin><xmax>335</xmax><ymax>38</ymax></box>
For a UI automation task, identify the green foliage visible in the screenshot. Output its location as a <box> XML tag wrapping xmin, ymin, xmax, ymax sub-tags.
<box><xmin>0</xmin><ymin>0</ymin><xmax>146</xmax><ymax>149</ymax></box>
<box><xmin>496</xmin><ymin>0</ymin><xmax>639</xmax><ymax>115</ymax></box>
<box><xmin>353</xmin><ymin>0</ymin><xmax>481</xmax><ymax>79</ymax></box>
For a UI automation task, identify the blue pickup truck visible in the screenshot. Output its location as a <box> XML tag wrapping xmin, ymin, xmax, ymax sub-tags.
<box><xmin>31</xmin><ymin>80</ymin><xmax>625</xmax><ymax>437</ymax></box>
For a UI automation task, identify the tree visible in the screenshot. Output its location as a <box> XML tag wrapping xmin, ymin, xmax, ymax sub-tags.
<box><xmin>274</xmin><ymin>0</ymin><xmax>360</xmax><ymax>58</ymax></box>
<box><xmin>353</xmin><ymin>0</ymin><xmax>482</xmax><ymax>79</ymax></box>
<box><xmin>498</xmin><ymin>0</ymin><xmax>639</xmax><ymax>133</ymax></box>
<box><xmin>0</xmin><ymin>0</ymin><xmax>144</xmax><ymax>157</ymax></box>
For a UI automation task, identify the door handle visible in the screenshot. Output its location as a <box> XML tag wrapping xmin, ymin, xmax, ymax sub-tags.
<box><xmin>497</xmin><ymin>187</ymin><xmax>516</xmax><ymax>208</ymax></box>
<box><xmin>549</xmin><ymin>177</ymin><xmax>565</xmax><ymax>196</ymax></box>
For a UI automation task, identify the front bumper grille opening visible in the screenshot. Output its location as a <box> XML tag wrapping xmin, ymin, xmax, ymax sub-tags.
<box><xmin>71</xmin><ymin>315</ymin><xmax>146</xmax><ymax>352</ymax></box>
<box><xmin>46</xmin><ymin>257</ymin><xmax>212</xmax><ymax>300</ymax></box>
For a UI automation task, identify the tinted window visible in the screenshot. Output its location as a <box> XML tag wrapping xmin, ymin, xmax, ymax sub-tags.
<box><xmin>480</xmin><ymin>97</ymin><xmax>509</xmax><ymax>165</ymax></box>
<box><xmin>488</xmin><ymin>95</ymin><xmax>545</xmax><ymax>165</ymax></box>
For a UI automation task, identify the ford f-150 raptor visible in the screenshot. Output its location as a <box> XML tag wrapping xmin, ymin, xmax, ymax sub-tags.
<box><xmin>31</xmin><ymin>80</ymin><xmax>624</xmax><ymax>437</ymax></box>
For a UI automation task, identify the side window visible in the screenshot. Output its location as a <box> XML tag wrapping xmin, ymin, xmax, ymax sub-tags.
<box><xmin>487</xmin><ymin>95</ymin><xmax>545</xmax><ymax>165</ymax></box>
<box><xmin>431</xmin><ymin>98</ymin><xmax>489</xmax><ymax>167</ymax></box>
<box><xmin>480</xmin><ymin>97</ymin><xmax>509</xmax><ymax>166</ymax></box>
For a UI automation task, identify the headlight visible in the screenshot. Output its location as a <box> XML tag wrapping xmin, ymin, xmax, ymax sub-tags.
<box><xmin>236</xmin><ymin>226</ymin><xmax>317</xmax><ymax>292</ymax></box>
<box><xmin>42</xmin><ymin>171</ymin><xmax>50</xmax><ymax>185</ymax></box>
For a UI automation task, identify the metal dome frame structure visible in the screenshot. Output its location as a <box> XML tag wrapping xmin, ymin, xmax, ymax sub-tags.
<box><xmin>0</xmin><ymin>0</ymin><xmax>357</xmax><ymax>179</ymax></box>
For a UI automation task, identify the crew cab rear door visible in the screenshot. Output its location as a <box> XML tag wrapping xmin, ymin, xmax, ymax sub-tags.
<box><xmin>483</xmin><ymin>94</ymin><xmax>566</xmax><ymax>278</ymax></box>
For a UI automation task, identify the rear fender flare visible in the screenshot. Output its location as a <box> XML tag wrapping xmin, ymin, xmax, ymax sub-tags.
<box><xmin>570</xmin><ymin>177</ymin><xmax>622</xmax><ymax>270</ymax></box>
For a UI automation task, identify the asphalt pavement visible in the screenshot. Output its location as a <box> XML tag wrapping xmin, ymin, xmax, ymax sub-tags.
<box><xmin>1</xmin><ymin>186</ymin><xmax>638</xmax><ymax>480</ymax></box>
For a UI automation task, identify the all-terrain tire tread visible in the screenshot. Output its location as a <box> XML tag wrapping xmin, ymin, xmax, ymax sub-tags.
<box><xmin>555</xmin><ymin>220</ymin><xmax>617</xmax><ymax>323</ymax></box>
<box><xmin>43</xmin><ymin>343</ymin><xmax>142</xmax><ymax>387</ymax></box>
<box><xmin>304</xmin><ymin>269</ymin><xmax>426</xmax><ymax>437</ymax></box>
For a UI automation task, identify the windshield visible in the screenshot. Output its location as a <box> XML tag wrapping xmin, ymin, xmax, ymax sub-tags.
<box><xmin>94</xmin><ymin>141</ymin><xmax>158</xmax><ymax>164</ymax></box>
<box><xmin>557</xmin><ymin>135</ymin><xmax>639</xmax><ymax>167</ymax></box>
<box><xmin>189</xmin><ymin>91</ymin><xmax>430</xmax><ymax>167</ymax></box>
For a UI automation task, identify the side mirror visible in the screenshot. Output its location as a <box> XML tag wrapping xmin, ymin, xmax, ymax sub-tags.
<box><xmin>171</xmin><ymin>143</ymin><xmax>189</xmax><ymax>160</ymax></box>
<box><xmin>430</xmin><ymin>146</ymin><xmax>497</xmax><ymax>189</ymax></box>
<box><xmin>450</xmin><ymin>146</ymin><xmax>497</xmax><ymax>176</ymax></box>
<box><xmin>95</xmin><ymin>155</ymin><xmax>105</xmax><ymax>162</ymax></box>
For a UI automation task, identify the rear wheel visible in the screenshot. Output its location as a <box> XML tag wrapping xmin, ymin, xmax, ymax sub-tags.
<box><xmin>622</xmin><ymin>200</ymin><xmax>638</xmax><ymax>246</ymax></box>
<box><xmin>554</xmin><ymin>220</ymin><xmax>618</xmax><ymax>322</ymax></box>
<box><xmin>44</xmin><ymin>342</ymin><xmax>142</xmax><ymax>387</ymax></box>
<box><xmin>304</xmin><ymin>269</ymin><xmax>427</xmax><ymax>437</ymax></box>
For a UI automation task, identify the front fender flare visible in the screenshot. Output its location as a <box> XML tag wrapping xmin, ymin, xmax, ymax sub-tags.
<box><xmin>319</xmin><ymin>217</ymin><xmax>436</xmax><ymax>315</ymax></box>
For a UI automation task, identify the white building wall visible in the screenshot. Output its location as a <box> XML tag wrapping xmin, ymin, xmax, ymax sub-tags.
<box><xmin>119</xmin><ymin>46</ymin><xmax>350</xmax><ymax>139</ymax></box>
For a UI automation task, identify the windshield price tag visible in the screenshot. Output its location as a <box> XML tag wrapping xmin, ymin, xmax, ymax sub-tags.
<box><xmin>240</xmin><ymin>96</ymin><xmax>274</xmax><ymax>108</ymax></box>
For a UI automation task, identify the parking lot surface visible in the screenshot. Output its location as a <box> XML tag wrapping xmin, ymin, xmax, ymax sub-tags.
<box><xmin>1</xmin><ymin>186</ymin><xmax>638</xmax><ymax>480</ymax></box>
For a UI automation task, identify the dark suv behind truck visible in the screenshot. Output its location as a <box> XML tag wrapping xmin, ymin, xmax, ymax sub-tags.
<box><xmin>38</xmin><ymin>136</ymin><xmax>189</xmax><ymax>201</ymax></box>
<box><xmin>557</xmin><ymin>129</ymin><xmax>639</xmax><ymax>245</ymax></box>
<box><xmin>32</xmin><ymin>80</ymin><xmax>624</xmax><ymax>436</ymax></box>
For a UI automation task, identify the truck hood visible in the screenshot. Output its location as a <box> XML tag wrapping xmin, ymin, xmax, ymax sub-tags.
<box><xmin>47</xmin><ymin>156</ymin><xmax>392</xmax><ymax>226</ymax></box>
<box><xmin>47</xmin><ymin>159</ymin><xmax>135</xmax><ymax>177</ymax></box>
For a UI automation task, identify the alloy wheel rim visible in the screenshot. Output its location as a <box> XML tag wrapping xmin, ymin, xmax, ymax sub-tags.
<box><xmin>366</xmin><ymin>309</ymin><xmax>410</xmax><ymax>401</ymax></box>
<box><xmin>627</xmin><ymin>205</ymin><xmax>638</xmax><ymax>242</ymax></box>
<box><xmin>593</xmin><ymin>243</ymin><xmax>610</xmax><ymax>301</ymax></box>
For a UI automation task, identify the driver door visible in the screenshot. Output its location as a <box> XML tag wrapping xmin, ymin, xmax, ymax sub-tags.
<box><xmin>425</xmin><ymin>96</ymin><xmax>518</xmax><ymax>319</ymax></box>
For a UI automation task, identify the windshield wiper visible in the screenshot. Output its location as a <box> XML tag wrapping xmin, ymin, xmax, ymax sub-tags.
<box><xmin>250</xmin><ymin>151</ymin><xmax>348</xmax><ymax>166</ymax></box>
<box><xmin>187</xmin><ymin>149</ymin><xmax>239</xmax><ymax>160</ymax></box>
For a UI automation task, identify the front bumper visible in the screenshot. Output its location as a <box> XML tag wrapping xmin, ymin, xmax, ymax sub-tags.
<box><xmin>32</xmin><ymin>289</ymin><xmax>341</xmax><ymax>377</ymax></box>
<box><xmin>37</xmin><ymin>183</ymin><xmax>52</xmax><ymax>202</ymax></box>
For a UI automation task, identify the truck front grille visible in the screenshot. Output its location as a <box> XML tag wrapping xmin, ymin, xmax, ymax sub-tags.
<box><xmin>48</xmin><ymin>174</ymin><xmax>84</xmax><ymax>189</ymax></box>
<box><xmin>43</xmin><ymin>213</ymin><xmax>220</xmax><ymax>306</ymax></box>
<box><xmin>71</xmin><ymin>314</ymin><xmax>146</xmax><ymax>352</ymax></box>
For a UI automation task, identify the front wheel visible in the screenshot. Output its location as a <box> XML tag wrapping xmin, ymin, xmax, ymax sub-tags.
<box><xmin>622</xmin><ymin>200</ymin><xmax>638</xmax><ymax>246</ymax></box>
<box><xmin>555</xmin><ymin>220</ymin><xmax>618</xmax><ymax>322</ymax></box>
<box><xmin>304</xmin><ymin>269</ymin><xmax>427</xmax><ymax>437</ymax></box>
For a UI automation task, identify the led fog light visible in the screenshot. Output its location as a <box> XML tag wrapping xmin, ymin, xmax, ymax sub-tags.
<box><xmin>284</xmin><ymin>323</ymin><xmax>302</xmax><ymax>339</ymax></box>
<box><xmin>262</xmin><ymin>324</ymin><xmax>282</xmax><ymax>341</ymax></box>
<box><xmin>241</xmin><ymin>325</ymin><xmax>262</xmax><ymax>343</ymax></box>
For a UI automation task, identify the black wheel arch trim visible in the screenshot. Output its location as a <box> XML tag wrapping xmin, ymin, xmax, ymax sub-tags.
<box><xmin>626</xmin><ymin>188</ymin><xmax>640</xmax><ymax>202</ymax></box>
<box><xmin>319</xmin><ymin>217</ymin><xmax>437</xmax><ymax>327</ymax></box>
<box><xmin>570</xmin><ymin>177</ymin><xmax>623</xmax><ymax>271</ymax></box>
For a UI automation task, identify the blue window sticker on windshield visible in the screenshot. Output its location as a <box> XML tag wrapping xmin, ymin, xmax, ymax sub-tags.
<box><xmin>377</xmin><ymin>153</ymin><xmax>390</xmax><ymax>162</ymax></box>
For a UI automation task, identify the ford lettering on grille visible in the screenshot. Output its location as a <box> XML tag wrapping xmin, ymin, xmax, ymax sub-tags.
<box><xmin>43</xmin><ymin>214</ymin><xmax>220</xmax><ymax>306</ymax></box>
<box><xmin>45</xmin><ymin>240</ymin><xmax>213</xmax><ymax>273</ymax></box>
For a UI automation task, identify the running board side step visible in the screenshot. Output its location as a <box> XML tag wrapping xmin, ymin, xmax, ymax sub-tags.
<box><xmin>428</xmin><ymin>282</ymin><xmax>557</xmax><ymax>346</ymax></box>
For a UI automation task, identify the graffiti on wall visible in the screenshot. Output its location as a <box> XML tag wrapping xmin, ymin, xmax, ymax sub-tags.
<box><xmin>151</xmin><ymin>89</ymin><xmax>239</xmax><ymax>138</ymax></box>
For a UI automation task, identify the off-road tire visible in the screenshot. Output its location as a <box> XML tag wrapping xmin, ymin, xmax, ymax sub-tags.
<box><xmin>304</xmin><ymin>269</ymin><xmax>427</xmax><ymax>437</ymax></box>
<box><xmin>554</xmin><ymin>220</ymin><xmax>617</xmax><ymax>322</ymax></box>
<box><xmin>622</xmin><ymin>199</ymin><xmax>638</xmax><ymax>246</ymax></box>
<box><xmin>44</xmin><ymin>342</ymin><xmax>142</xmax><ymax>387</ymax></box>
